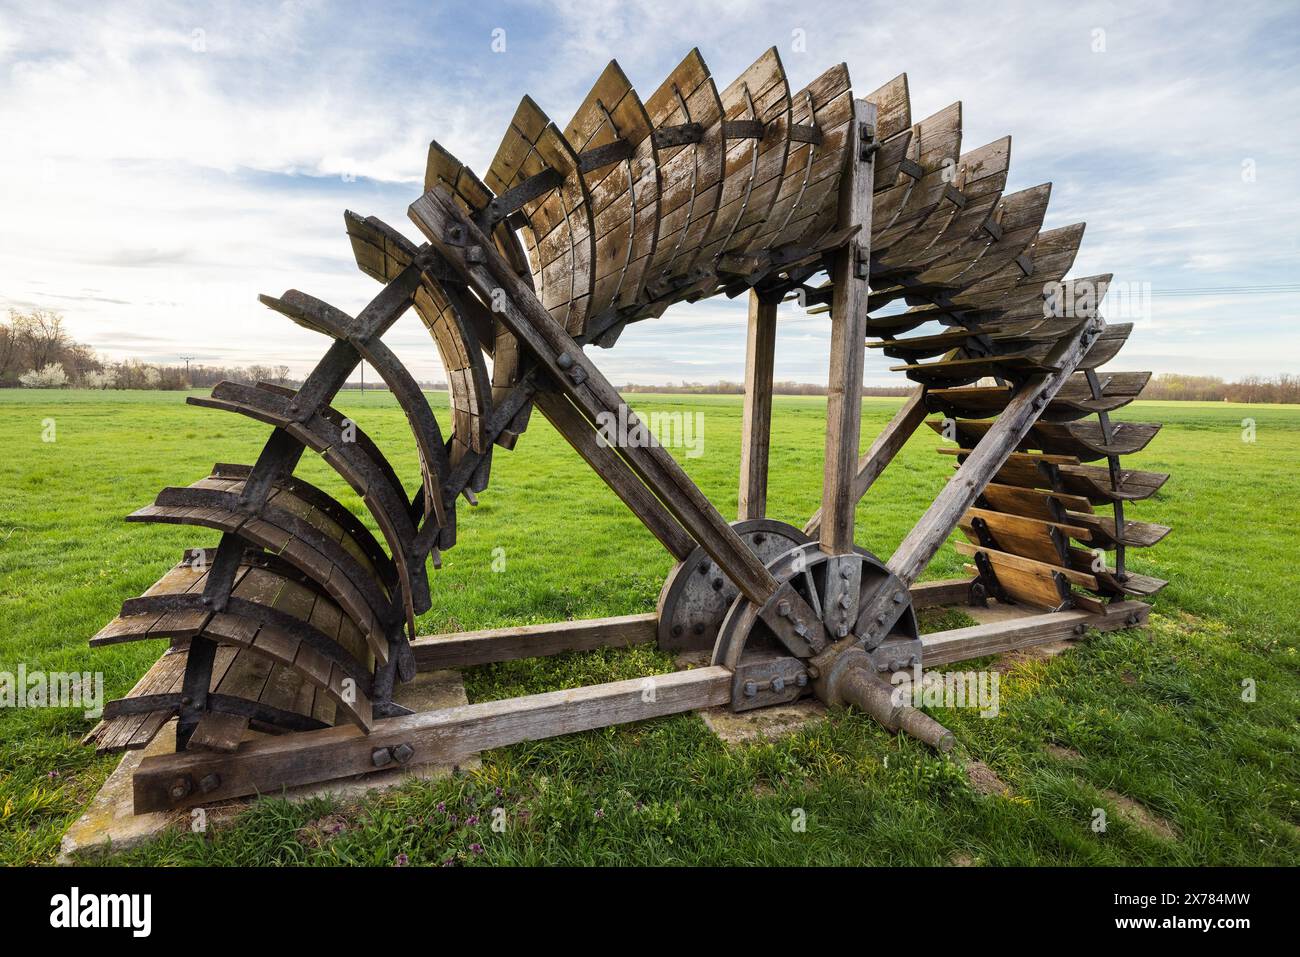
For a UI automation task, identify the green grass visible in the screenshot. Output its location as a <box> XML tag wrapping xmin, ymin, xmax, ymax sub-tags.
<box><xmin>1</xmin><ymin>389</ymin><xmax>1296</xmax><ymax>865</ymax></box>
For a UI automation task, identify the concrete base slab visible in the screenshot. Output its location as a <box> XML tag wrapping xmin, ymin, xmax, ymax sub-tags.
<box><xmin>699</xmin><ymin>698</ymin><xmax>828</xmax><ymax>744</ymax></box>
<box><xmin>966</xmin><ymin>600</ymin><xmax>1039</xmax><ymax>626</ymax></box>
<box><xmin>58</xmin><ymin>669</ymin><xmax>474</xmax><ymax>864</ymax></box>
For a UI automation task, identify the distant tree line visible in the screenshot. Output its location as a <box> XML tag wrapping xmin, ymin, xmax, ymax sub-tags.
<box><xmin>1142</xmin><ymin>373</ymin><xmax>1300</xmax><ymax>403</ymax></box>
<box><xmin>3</xmin><ymin>309</ymin><xmax>1295</xmax><ymax>402</ymax></box>
<box><xmin>0</xmin><ymin>309</ymin><xmax>300</xmax><ymax>390</ymax></box>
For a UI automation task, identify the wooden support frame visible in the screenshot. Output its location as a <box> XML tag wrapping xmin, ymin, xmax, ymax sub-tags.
<box><xmin>738</xmin><ymin>290</ymin><xmax>778</xmax><ymax>521</ymax></box>
<box><xmin>133</xmin><ymin>666</ymin><xmax>734</xmax><ymax>812</ymax></box>
<box><xmin>128</xmin><ymin>596</ymin><xmax>1149</xmax><ymax>812</ymax></box>
<box><xmin>534</xmin><ymin>391</ymin><xmax>696</xmax><ymax>560</ymax></box>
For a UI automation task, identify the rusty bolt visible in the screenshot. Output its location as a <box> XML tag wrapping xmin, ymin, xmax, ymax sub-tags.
<box><xmin>794</xmin><ymin>620</ymin><xmax>808</xmax><ymax>638</ymax></box>
<box><xmin>743</xmin><ymin>681</ymin><xmax>758</xmax><ymax>697</ymax></box>
<box><xmin>893</xmin><ymin>591</ymin><xmax>905</xmax><ymax>604</ymax></box>
<box><xmin>465</xmin><ymin>245</ymin><xmax>485</xmax><ymax>264</ymax></box>
<box><xmin>199</xmin><ymin>773</ymin><xmax>222</xmax><ymax>794</ymax></box>
<box><xmin>795</xmin><ymin>673</ymin><xmax>808</xmax><ymax>688</ymax></box>
<box><xmin>169</xmin><ymin>776</ymin><xmax>192</xmax><ymax>801</ymax></box>
<box><xmin>876</xmin><ymin>613</ymin><xmax>887</xmax><ymax>625</ymax></box>
<box><xmin>838</xmin><ymin>593</ymin><xmax>851</xmax><ymax>609</ymax></box>
<box><xmin>693</xmin><ymin>622</ymin><xmax>705</xmax><ymax>635</ymax></box>
<box><xmin>372</xmin><ymin>748</ymin><xmax>393</xmax><ymax>768</ymax></box>
<box><xmin>771</xmin><ymin>676</ymin><xmax>785</xmax><ymax>693</ymax></box>
<box><xmin>392</xmin><ymin>743</ymin><xmax>415</xmax><ymax>765</ymax></box>
<box><xmin>1074</xmin><ymin>623</ymin><xmax>1086</xmax><ymax>636</ymax></box>
<box><xmin>556</xmin><ymin>352</ymin><xmax>574</xmax><ymax>370</ymax></box>
<box><xmin>712</xmin><ymin>578</ymin><xmax>724</xmax><ymax>591</ymax></box>
<box><xmin>840</xmin><ymin>565</ymin><xmax>851</xmax><ymax>580</ymax></box>
<box><xmin>777</xmin><ymin>599</ymin><xmax>792</xmax><ymax>617</ymax></box>
<box><xmin>671</xmin><ymin>623</ymin><xmax>684</xmax><ymax>637</ymax></box>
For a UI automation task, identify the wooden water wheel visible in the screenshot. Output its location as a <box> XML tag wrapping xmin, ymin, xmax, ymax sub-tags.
<box><xmin>85</xmin><ymin>47</ymin><xmax>1168</xmax><ymax>811</ymax></box>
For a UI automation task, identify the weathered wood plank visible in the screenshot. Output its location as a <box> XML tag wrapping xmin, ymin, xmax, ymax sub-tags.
<box><xmin>819</xmin><ymin>98</ymin><xmax>876</xmax><ymax>555</ymax></box>
<box><xmin>921</xmin><ymin>600</ymin><xmax>1149</xmax><ymax>666</ymax></box>
<box><xmin>534</xmin><ymin>390</ymin><xmax>694</xmax><ymax>560</ymax></box>
<box><xmin>134</xmin><ymin>667</ymin><xmax>733</xmax><ymax>812</ymax></box>
<box><xmin>411</xmin><ymin>613</ymin><xmax>658</xmax><ymax>670</ymax></box>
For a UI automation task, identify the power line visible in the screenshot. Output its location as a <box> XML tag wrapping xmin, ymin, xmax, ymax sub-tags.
<box><xmin>1148</xmin><ymin>283</ymin><xmax>1300</xmax><ymax>297</ymax></box>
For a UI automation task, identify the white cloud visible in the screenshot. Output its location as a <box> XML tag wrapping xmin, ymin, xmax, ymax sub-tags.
<box><xmin>0</xmin><ymin>0</ymin><xmax>1295</xmax><ymax>385</ymax></box>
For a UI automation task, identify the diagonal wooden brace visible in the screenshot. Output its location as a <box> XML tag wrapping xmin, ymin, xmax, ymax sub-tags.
<box><xmin>408</xmin><ymin>187</ymin><xmax>820</xmax><ymax>632</ymax></box>
<box><xmin>888</xmin><ymin>317</ymin><xmax>1109</xmax><ymax>587</ymax></box>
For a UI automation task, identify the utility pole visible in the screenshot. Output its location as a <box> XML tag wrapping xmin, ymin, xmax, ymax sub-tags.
<box><xmin>180</xmin><ymin>354</ymin><xmax>196</xmax><ymax>387</ymax></box>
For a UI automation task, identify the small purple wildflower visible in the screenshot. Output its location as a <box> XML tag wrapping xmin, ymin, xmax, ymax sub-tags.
<box><xmin>393</xmin><ymin>853</ymin><xmax>409</xmax><ymax>867</ymax></box>
<box><xmin>470</xmin><ymin>843</ymin><xmax>484</xmax><ymax>855</ymax></box>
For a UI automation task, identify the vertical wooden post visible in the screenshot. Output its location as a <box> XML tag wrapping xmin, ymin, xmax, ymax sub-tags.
<box><xmin>738</xmin><ymin>291</ymin><xmax>778</xmax><ymax>520</ymax></box>
<box><xmin>819</xmin><ymin>99</ymin><xmax>877</xmax><ymax>556</ymax></box>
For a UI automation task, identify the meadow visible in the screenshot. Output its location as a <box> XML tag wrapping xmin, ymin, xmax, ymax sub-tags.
<box><xmin>0</xmin><ymin>388</ymin><xmax>1296</xmax><ymax>865</ymax></box>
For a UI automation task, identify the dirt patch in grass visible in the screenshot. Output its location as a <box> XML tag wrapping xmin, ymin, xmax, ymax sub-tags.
<box><xmin>1101</xmin><ymin>789</ymin><xmax>1180</xmax><ymax>842</ymax></box>
<box><xmin>966</xmin><ymin>761</ymin><xmax>1012</xmax><ymax>797</ymax></box>
<box><xmin>1044</xmin><ymin>743</ymin><xmax>1083</xmax><ymax>762</ymax></box>
<box><xmin>994</xmin><ymin>639</ymin><xmax>1077</xmax><ymax>672</ymax></box>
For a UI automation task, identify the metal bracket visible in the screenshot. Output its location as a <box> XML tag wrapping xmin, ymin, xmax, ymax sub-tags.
<box><xmin>898</xmin><ymin>157</ymin><xmax>924</xmax><ymax>180</ymax></box>
<box><xmin>853</xmin><ymin>240</ymin><xmax>870</xmax><ymax>281</ymax></box>
<box><xmin>731</xmin><ymin>653</ymin><xmax>809</xmax><ymax>712</ymax></box>
<box><xmin>859</xmin><ymin>123</ymin><xmax>879</xmax><ymax>162</ymax></box>
<box><xmin>822</xmin><ymin>555</ymin><xmax>863</xmax><ymax>639</ymax></box>
<box><xmin>722</xmin><ymin>119</ymin><xmax>765</xmax><ymax>140</ymax></box>
<box><xmin>757</xmin><ymin>581</ymin><xmax>828</xmax><ymax>657</ymax></box>
<box><xmin>652</xmin><ymin>123</ymin><xmax>704</xmax><ymax>148</ymax></box>
<box><xmin>474</xmin><ymin>167</ymin><xmax>564</xmax><ymax>232</ymax></box>
<box><xmin>577</xmin><ymin>139</ymin><xmax>634</xmax><ymax>173</ymax></box>
<box><xmin>789</xmin><ymin>123</ymin><xmax>823</xmax><ymax>145</ymax></box>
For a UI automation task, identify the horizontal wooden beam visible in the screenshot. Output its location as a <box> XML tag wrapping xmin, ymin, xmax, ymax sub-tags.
<box><xmin>908</xmin><ymin>578</ymin><xmax>974</xmax><ymax>609</ymax></box>
<box><xmin>412</xmin><ymin>613</ymin><xmax>658</xmax><ymax>670</ymax></box>
<box><xmin>134</xmin><ymin>666</ymin><xmax>733</xmax><ymax>813</ymax></box>
<box><xmin>920</xmin><ymin>599</ymin><xmax>1149</xmax><ymax>667</ymax></box>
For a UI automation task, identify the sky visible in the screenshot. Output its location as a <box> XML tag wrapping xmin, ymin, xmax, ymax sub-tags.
<box><xmin>1</xmin><ymin>0</ymin><xmax>1297</xmax><ymax>386</ymax></box>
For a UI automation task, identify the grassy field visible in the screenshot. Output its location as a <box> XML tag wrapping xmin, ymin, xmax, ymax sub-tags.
<box><xmin>1</xmin><ymin>388</ymin><xmax>1296</xmax><ymax>866</ymax></box>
